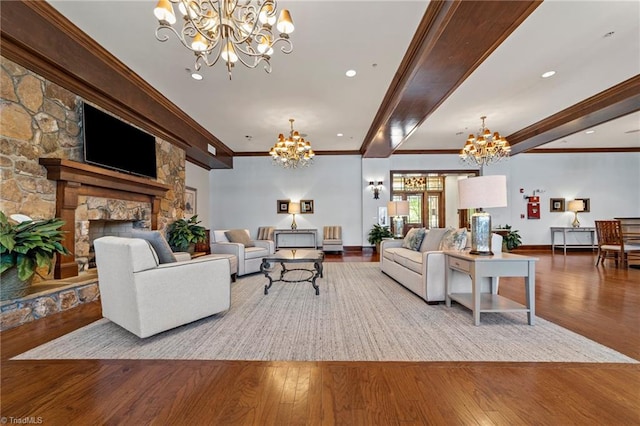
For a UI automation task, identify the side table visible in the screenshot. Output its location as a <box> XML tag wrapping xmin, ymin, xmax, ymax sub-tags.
<box><xmin>445</xmin><ymin>251</ymin><xmax>538</xmax><ymax>325</ymax></box>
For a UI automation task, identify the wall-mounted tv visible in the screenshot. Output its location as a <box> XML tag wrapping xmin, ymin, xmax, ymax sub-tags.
<box><xmin>82</xmin><ymin>102</ymin><xmax>157</xmax><ymax>179</ymax></box>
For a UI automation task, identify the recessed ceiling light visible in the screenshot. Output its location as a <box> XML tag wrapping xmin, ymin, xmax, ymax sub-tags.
<box><xmin>541</xmin><ymin>70</ymin><xmax>556</xmax><ymax>78</ymax></box>
<box><xmin>345</xmin><ymin>69</ymin><xmax>356</xmax><ymax>77</ymax></box>
<box><xmin>585</xmin><ymin>130</ymin><xmax>595</xmax><ymax>134</ymax></box>
<box><xmin>191</xmin><ymin>72</ymin><xmax>203</xmax><ymax>80</ymax></box>
<box><xmin>337</xmin><ymin>133</ymin><xmax>343</xmax><ymax>137</ymax></box>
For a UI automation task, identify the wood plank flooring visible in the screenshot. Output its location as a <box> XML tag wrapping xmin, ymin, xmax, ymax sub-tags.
<box><xmin>2</xmin><ymin>251</ymin><xmax>639</xmax><ymax>425</ymax></box>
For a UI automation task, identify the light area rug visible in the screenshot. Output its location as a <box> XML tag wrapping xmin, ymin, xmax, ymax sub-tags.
<box><xmin>13</xmin><ymin>262</ymin><xmax>637</xmax><ymax>363</ymax></box>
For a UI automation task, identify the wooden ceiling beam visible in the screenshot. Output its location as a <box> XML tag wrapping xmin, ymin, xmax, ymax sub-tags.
<box><xmin>360</xmin><ymin>0</ymin><xmax>541</xmax><ymax>158</ymax></box>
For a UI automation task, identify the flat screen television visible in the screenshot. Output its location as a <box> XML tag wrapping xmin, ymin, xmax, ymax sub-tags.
<box><xmin>82</xmin><ymin>102</ymin><xmax>157</xmax><ymax>179</ymax></box>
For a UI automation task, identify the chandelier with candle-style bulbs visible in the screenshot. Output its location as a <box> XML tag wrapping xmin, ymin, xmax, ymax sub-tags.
<box><xmin>153</xmin><ymin>0</ymin><xmax>295</xmax><ymax>79</ymax></box>
<box><xmin>269</xmin><ymin>119</ymin><xmax>315</xmax><ymax>168</ymax></box>
<box><xmin>459</xmin><ymin>116</ymin><xmax>511</xmax><ymax>167</ymax></box>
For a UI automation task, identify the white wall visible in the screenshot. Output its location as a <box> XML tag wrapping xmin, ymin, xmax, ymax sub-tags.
<box><xmin>185</xmin><ymin>161</ymin><xmax>212</xmax><ymax>229</ymax></box>
<box><xmin>210</xmin><ymin>155</ymin><xmax>363</xmax><ymax>244</ymax></box>
<box><xmin>205</xmin><ymin>152</ymin><xmax>639</xmax><ymax>248</ymax></box>
<box><xmin>487</xmin><ymin>153</ymin><xmax>640</xmax><ymax>245</ymax></box>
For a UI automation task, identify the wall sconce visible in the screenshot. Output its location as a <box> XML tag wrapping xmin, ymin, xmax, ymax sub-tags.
<box><xmin>369</xmin><ymin>181</ymin><xmax>383</xmax><ymax>199</ymax></box>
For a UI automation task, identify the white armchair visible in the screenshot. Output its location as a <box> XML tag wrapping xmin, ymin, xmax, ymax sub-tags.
<box><xmin>211</xmin><ymin>229</ymin><xmax>275</xmax><ymax>276</ymax></box>
<box><xmin>93</xmin><ymin>236</ymin><xmax>231</xmax><ymax>338</ymax></box>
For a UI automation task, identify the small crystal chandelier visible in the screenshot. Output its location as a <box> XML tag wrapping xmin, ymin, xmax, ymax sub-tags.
<box><xmin>269</xmin><ymin>119</ymin><xmax>315</xmax><ymax>168</ymax></box>
<box><xmin>459</xmin><ymin>116</ymin><xmax>511</xmax><ymax>167</ymax></box>
<box><xmin>153</xmin><ymin>0</ymin><xmax>295</xmax><ymax>79</ymax></box>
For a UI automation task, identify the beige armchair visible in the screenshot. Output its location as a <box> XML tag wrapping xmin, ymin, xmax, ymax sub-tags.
<box><xmin>93</xmin><ymin>236</ymin><xmax>231</xmax><ymax>338</ymax></box>
<box><xmin>322</xmin><ymin>226</ymin><xmax>344</xmax><ymax>253</ymax></box>
<box><xmin>211</xmin><ymin>229</ymin><xmax>275</xmax><ymax>276</ymax></box>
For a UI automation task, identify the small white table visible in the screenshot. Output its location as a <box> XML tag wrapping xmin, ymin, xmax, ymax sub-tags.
<box><xmin>550</xmin><ymin>226</ymin><xmax>596</xmax><ymax>256</ymax></box>
<box><xmin>445</xmin><ymin>251</ymin><xmax>538</xmax><ymax>326</ymax></box>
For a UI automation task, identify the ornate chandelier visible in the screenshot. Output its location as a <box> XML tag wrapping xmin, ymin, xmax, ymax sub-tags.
<box><xmin>459</xmin><ymin>116</ymin><xmax>511</xmax><ymax>167</ymax></box>
<box><xmin>153</xmin><ymin>0</ymin><xmax>295</xmax><ymax>79</ymax></box>
<box><xmin>269</xmin><ymin>119</ymin><xmax>315</xmax><ymax>168</ymax></box>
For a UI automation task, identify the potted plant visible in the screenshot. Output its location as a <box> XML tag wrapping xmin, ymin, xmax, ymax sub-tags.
<box><xmin>0</xmin><ymin>211</ymin><xmax>71</xmax><ymax>300</ymax></box>
<box><xmin>501</xmin><ymin>225</ymin><xmax>522</xmax><ymax>251</ymax></box>
<box><xmin>368</xmin><ymin>223</ymin><xmax>394</xmax><ymax>252</ymax></box>
<box><xmin>166</xmin><ymin>215</ymin><xmax>207</xmax><ymax>253</ymax></box>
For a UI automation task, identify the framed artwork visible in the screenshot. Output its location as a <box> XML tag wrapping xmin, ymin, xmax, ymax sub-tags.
<box><xmin>378</xmin><ymin>206</ymin><xmax>388</xmax><ymax>226</ymax></box>
<box><xmin>185</xmin><ymin>187</ymin><xmax>197</xmax><ymax>217</ymax></box>
<box><xmin>277</xmin><ymin>200</ymin><xmax>290</xmax><ymax>214</ymax></box>
<box><xmin>576</xmin><ymin>198</ymin><xmax>591</xmax><ymax>212</ymax></box>
<box><xmin>550</xmin><ymin>198</ymin><xmax>565</xmax><ymax>212</ymax></box>
<box><xmin>301</xmin><ymin>199</ymin><xmax>314</xmax><ymax>214</ymax></box>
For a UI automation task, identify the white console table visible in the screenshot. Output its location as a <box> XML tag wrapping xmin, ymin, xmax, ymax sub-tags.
<box><xmin>445</xmin><ymin>251</ymin><xmax>538</xmax><ymax>326</ymax></box>
<box><xmin>274</xmin><ymin>229</ymin><xmax>318</xmax><ymax>249</ymax></box>
<box><xmin>550</xmin><ymin>227</ymin><xmax>596</xmax><ymax>256</ymax></box>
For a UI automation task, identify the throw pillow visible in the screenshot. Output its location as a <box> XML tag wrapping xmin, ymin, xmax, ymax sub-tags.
<box><xmin>402</xmin><ymin>228</ymin><xmax>426</xmax><ymax>251</ymax></box>
<box><xmin>439</xmin><ymin>228</ymin><xmax>468</xmax><ymax>251</ymax></box>
<box><xmin>225</xmin><ymin>229</ymin><xmax>255</xmax><ymax>247</ymax></box>
<box><xmin>130</xmin><ymin>229</ymin><xmax>177</xmax><ymax>264</ymax></box>
<box><xmin>419</xmin><ymin>227</ymin><xmax>450</xmax><ymax>252</ymax></box>
<box><xmin>257</xmin><ymin>227</ymin><xmax>274</xmax><ymax>240</ymax></box>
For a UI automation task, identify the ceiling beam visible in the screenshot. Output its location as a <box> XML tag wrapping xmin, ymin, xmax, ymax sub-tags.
<box><xmin>360</xmin><ymin>0</ymin><xmax>541</xmax><ymax>158</ymax></box>
<box><xmin>507</xmin><ymin>75</ymin><xmax>640</xmax><ymax>153</ymax></box>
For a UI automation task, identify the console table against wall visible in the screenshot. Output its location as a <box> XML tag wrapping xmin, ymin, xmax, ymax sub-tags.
<box><xmin>550</xmin><ymin>227</ymin><xmax>596</xmax><ymax>256</ymax></box>
<box><xmin>445</xmin><ymin>251</ymin><xmax>538</xmax><ymax>326</ymax></box>
<box><xmin>274</xmin><ymin>229</ymin><xmax>318</xmax><ymax>249</ymax></box>
<box><xmin>615</xmin><ymin>217</ymin><xmax>640</xmax><ymax>244</ymax></box>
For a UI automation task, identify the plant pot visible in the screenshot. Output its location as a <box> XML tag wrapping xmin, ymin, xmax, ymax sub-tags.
<box><xmin>1</xmin><ymin>267</ymin><xmax>34</xmax><ymax>301</ymax></box>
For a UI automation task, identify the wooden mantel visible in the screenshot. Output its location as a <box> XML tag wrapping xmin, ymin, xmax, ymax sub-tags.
<box><xmin>39</xmin><ymin>158</ymin><xmax>171</xmax><ymax>279</ymax></box>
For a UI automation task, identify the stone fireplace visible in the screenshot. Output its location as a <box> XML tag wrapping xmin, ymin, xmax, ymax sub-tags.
<box><xmin>76</xmin><ymin>196</ymin><xmax>152</xmax><ymax>271</ymax></box>
<box><xmin>39</xmin><ymin>158</ymin><xmax>171</xmax><ymax>278</ymax></box>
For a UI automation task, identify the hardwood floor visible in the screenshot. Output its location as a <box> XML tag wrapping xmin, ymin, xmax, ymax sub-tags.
<box><xmin>2</xmin><ymin>251</ymin><xmax>639</xmax><ymax>425</ymax></box>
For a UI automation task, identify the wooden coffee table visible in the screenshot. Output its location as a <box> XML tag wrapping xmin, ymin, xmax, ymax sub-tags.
<box><xmin>260</xmin><ymin>249</ymin><xmax>324</xmax><ymax>295</ymax></box>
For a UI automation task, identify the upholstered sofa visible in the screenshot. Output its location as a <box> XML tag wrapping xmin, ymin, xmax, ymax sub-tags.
<box><xmin>211</xmin><ymin>229</ymin><xmax>275</xmax><ymax>276</ymax></box>
<box><xmin>93</xmin><ymin>236</ymin><xmax>231</xmax><ymax>338</ymax></box>
<box><xmin>380</xmin><ymin>228</ymin><xmax>503</xmax><ymax>303</ymax></box>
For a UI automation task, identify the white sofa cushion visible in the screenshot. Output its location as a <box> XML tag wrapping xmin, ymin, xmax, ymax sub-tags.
<box><xmin>420</xmin><ymin>228</ymin><xmax>450</xmax><ymax>252</ymax></box>
<box><xmin>389</xmin><ymin>248</ymin><xmax>423</xmax><ymax>274</ymax></box>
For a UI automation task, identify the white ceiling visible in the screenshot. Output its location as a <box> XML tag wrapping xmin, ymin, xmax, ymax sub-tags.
<box><xmin>47</xmin><ymin>0</ymin><xmax>640</xmax><ymax>155</ymax></box>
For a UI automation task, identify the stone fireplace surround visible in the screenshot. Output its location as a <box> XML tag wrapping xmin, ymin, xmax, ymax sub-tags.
<box><xmin>0</xmin><ymin>159</ymin><xmax>172</xmax><ymax>331</ymax></box>
<box><xmin>39</xmin><ymin>158</ymin><xmax>171</xmax><ymax>278</ymax></box>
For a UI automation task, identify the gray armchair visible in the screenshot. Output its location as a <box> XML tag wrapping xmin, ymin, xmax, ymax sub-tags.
<box><xmin>211</xmin><ymin>229</ymin><xmax>275</xmax><ymax>276</ymax></box>
<box><xmin>322</xmin><ymin>226</ymin><xmax>344</xmax><ymax>253</ymax></box>
<box><xmin>93</xmin><ymin>236</ymin><xmax>231</xmax><ymax>338</ymax></box>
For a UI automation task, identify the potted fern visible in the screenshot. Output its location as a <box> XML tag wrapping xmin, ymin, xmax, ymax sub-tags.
<box><xmin>368</xmin><ymin>223</ymin><xmax>394</xmax><ymax>252</ymax></box>
<box><xmin>0</xmin><ymin>211</ymin><xmax>71</xmax><ymax>300</ymax></box>
<box><xmin>166</xmin><ymin>215</ymin><xmax>207</xmax><ymax>253</ymax></box>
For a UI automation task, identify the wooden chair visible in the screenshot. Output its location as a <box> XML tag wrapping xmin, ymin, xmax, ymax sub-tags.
<box><xmin>595</xmin><ymin>220</ymin><xmax>640</xmax><ymax>268</ymax></box>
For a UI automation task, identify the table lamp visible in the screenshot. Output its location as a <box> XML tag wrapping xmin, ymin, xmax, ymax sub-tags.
<box><xmin>458</xmin><ymin>175</ymin><xmax>507</xmax><ymax>255</ymax></box>
<box><xmin>567</xmin><ymin>199</ymin><xmax>584</xmax><ymax>228</ymax></box>
<box><xmin>387</xmin><ymin>200</ymin><xmax>409</xmax><ymax>238</ymax></box>
<box><xmin>288</xmin><ymin>202</ymin><xmax>300</xmax><ymax>230</ymax></box>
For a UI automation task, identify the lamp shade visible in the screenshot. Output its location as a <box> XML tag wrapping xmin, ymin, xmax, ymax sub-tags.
<box><xmin>288</xmin><ymin>202</ymin><xmax>300</xmax><ymax>214</ymax></box>
<box><xmin>567</xmin><ymin>200</ymin><xmax>584</xmax><ymax>212</ymax></box>
<box><xmin>458</xmin><ymin>175</ymin><xmax>507</xmax><ymax>209</ymax></box>
<box><xmin>387</xmin><ymin>200</ymin><xmax>409</xmax><ymax>217</ymax></box>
